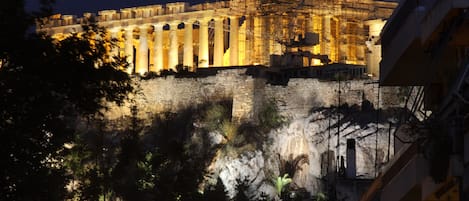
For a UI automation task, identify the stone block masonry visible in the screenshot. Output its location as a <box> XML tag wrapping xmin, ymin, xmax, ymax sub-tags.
<box><xmin>105</xmin><ymin>68</ymin><xmax>403</xmax><ymax>122</ymax></box>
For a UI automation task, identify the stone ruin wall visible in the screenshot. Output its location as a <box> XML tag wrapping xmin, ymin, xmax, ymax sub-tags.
<box><xmin>105</xmin><ymin>68</ymin><xmax>403</xmax><ymax>122</ymax></box>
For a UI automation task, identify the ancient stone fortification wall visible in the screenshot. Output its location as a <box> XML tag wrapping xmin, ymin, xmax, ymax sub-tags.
<box><xmin>106</xmin><ymin>68</ymin><xmax>402</xmax><ymax>121</ymax></box>
<box><xmin>266</xmin><ymin>78</ymin><xmax>402</xmax><ymax>117</ymax></box>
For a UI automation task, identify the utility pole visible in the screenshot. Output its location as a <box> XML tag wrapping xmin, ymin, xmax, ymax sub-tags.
<box><xmin>336</xmin><ymin>72</ymin><xmax>341</xmax><ymax>174</ymax></box>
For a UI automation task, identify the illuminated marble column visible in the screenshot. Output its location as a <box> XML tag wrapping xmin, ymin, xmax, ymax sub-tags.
<box><xmin>198</xmin><ymin>18</ymin><xmax>209</xmax><ymax>68</ymax></box>
<box><xmin>169</xmin><ymin>22</ymin><xmax>179</xmax><ymax>70</ymax></box>
<box><xmin>213</xmin><ymin>17</ymin><xmax>224</xmax><ymax>67</ymax></box>
<box><xmin>244</xmin><ymin>16</ymin><xmax>254</xmax><ymax>65</ymax></box>
<box><xmin>261</xmin><ymin>15</ymin><xmax>270</xmax><ymax>65</ymax></box>
<box><xmin>124</xmin><ymin>27</ymin><xmax>134</xmax><ymax>74</ymax></box>
<box><xmin>137</xmin><ymin>25</ymin><xmax>149</xmax><ymax>75</ymax></box>
<box><xmin>183</xmin><ymin>21</ymin><xmax>193</xmax><ymax>69</ymax></box>
<box><xmin>312</xmin><ymin>15</ymin><xmax>322</xmax><ymax>58</ymax></box>
<box><xmin>238</xmin><ymin>17</ymin><xmax>246</xmax><ymax>65</ymax></box>
<box><xmin>152</xmin><ymin>23</ymin><xmax>164</xmax><ymax>73</ymax></box>
<box><xmin>340</xmin><ymin>19</ymin><xmax>348</xmax><ymax>63</ymax></box>
<box><xmin>267</xmin><ymin>15</ymin><xmax>275</xmax><ymax>56</ymax></box>
<box><xmin>229</xmin><ymin>16</ymin><xmax>239</xmax><ymax>66</ymax></box>
<box><xmin>253</xmin><ymin>16</ymin><xmax>263</xmax><ymax>64</ymax></box>
<box><xmin>272</xmin><ymin>15</ymin><xmax>282</xmax><ymax>55</ymax></box>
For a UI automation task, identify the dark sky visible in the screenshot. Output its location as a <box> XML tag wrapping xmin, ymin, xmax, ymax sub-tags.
<box><xmin>25</xmin><ymin>0</ymin><xmax>207</xmax><ymax>15</ymax></box>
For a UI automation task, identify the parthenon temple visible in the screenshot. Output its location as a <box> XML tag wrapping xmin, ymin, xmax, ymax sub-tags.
<box><xmin>38</xmin><ymin>0</ymin><xmax>396</xmax><ymax>76</ymax></box>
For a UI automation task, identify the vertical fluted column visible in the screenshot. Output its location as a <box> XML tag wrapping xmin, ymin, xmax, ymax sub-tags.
<box><xmin>272</xmin><ymin>15</ymin><xmax>282</xmax><ymax>55</ymax></box>
<box><xmin>198</xmin><ymin>18</ymin><xmax>209</xmax><ymax>68</ymax></box>
<box><xmin>238</xmin><ymin>17</ymin><xmax>246</xmax><ymax>65</ymax></box>
<box><xmin>183</xmin><ymin>21</ymin><xmax>194</xmax><ymax>70</ymax></box>
<box><xmin>340</xmin><ymin>19</ymin><xmax>348</xmax><ymax>63</ymax></box>
<box><xmin>253</xmin><ymin>16</ymin><xmax>263</xmax><ymax>64</ymax></box>
<box><xmin>244</xmin><ymin>16</ymin><xmax>254</xmax><ymax>65</ymax></box>
<box><xmin>152</xmin><ymin>23</ymin><xmax>164</xmax><ymax>73</ymax></box>
<box><xmin>213</xmin><ymin>17</ymin><xmax>224</xmax><ymax>67</ymax></box>
<box><xmin>267</xmin><ymin>15</ymin><xmax>274</xmax><ymax>56</ymax></box>
<box><xmin>261</xmin><ymin>15</ymin><xmax>270</xmax><ymax>65</ymax></box>
<box><xmin>124</xmin><ymin>27</ymin><xmax>134</xmax><ymax>74</ymax></box>
<box><xmin>229</xmin><ymin>16</ymin><xmax>239</xmax><ymax>66</ymax></box>
<box><xmin>168</xmin><ymin>22</ymin><xmax>179</xmax><ymax>70</ymax></box>
<box><xmin>137</xmin><ymin>26</ymin><xmax>149</xmax><ymax>75</ymax></box>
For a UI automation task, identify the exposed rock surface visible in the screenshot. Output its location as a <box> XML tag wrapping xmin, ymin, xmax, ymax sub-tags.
<box><xmin>102</xmin><ymin>69</ymin><xmax>405</xmax><ymax>199</ymax></box>
<box><xmin>207</xmin><ymin>108</ymin><xmax>399</xmax><ymax>200</ymax></box>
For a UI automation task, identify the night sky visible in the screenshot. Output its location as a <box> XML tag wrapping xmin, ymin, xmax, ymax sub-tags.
<box><xmin>25</xmin><ymin>0</ymin><xmax>208</xmax><ymax>15</ymax></box>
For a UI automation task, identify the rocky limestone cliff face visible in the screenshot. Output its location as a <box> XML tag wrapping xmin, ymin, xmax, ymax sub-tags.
<box><xmin>102</xmin><ymin>68</ymin><xmax>405</xmax><ymax>200</ymax></box>
<box><xmin>207</xmin><ymin>108</ymin><xmax>399</xmax><ymax>200</ymax></box>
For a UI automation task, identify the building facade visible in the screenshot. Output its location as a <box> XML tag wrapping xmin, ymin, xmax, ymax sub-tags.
<box><xmin>38</xmin><ymin>0</ymin><xmax>396</xmax><ymax>76</ymax></box>
<box><xmin>362</xmin><ymin>0</ymin><xmax>469</xmax><ymax>201</ymax></box>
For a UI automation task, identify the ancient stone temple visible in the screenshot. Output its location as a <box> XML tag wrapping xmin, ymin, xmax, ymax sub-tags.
<box><xmin>37</xmin><ymin>0</ymin><xmax>396</xmax><ymax>76</ymax></box>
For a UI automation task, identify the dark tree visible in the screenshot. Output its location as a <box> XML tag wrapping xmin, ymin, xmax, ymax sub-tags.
<box><xmin>201</xmin><ymin>178</ymin><xmax>230</xmax><ymax>201</ymax></box>
<box><xmin>0</xmin><ymin>1</ymin><xmax>133</xmax><ymax>200</ymax></box>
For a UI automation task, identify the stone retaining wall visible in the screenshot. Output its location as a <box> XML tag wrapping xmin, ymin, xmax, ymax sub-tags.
<box><xmin>105</xmin><ymin>68</ymin><xmax>403</xmax><ymax>121</ymax></box>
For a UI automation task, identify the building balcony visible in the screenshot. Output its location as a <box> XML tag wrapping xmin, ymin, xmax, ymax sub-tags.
<box><xmin>380</xmin><ymin>0</ymin><xmax>469</xmax><ymax>86</ymax></box>
<box><xmin>380</xmin><ymin>1</ymin><xmax>427</xmax><ymax>86</ymax></box>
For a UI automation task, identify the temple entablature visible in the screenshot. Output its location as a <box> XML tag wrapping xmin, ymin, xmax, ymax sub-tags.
<box><xmin>38</xmin><ymin>1</ymin><xmax>233</xmax><ymax>31</ymax></box>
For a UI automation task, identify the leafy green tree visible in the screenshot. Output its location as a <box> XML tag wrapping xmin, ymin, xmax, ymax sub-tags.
<box><xmin>0</xmin><ymin>1</ymin><xmax>133</xmax><ymax>200</ymax></box>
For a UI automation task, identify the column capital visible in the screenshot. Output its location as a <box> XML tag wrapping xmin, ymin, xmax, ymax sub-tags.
<box><xmin>212</xmin><ymin>16</ymin><xmax>225</xmax><ymax>21</ymax></box>
<box><xmin>182</xmin><ymin>19</ymin><xmax>196</xmax><ymax>25</ymax></box>
<box><xmin>168</xmin><ymin>21</ymin><xmax>180</xmax><ymax>29</ymax></box>
<box><xmin>197</xmin><ymin>17</ymin><xmax>212</xmax><ymax>24</ymax></box>
<box><xmin>153</xmin><ymin>23</ymin><xmax>165</xmax><ymax>29</ymax></box>
<box><xmin>139</xmin><ymin>24</ymin><xmax>151</xmax><ymax>31</ymax></box>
